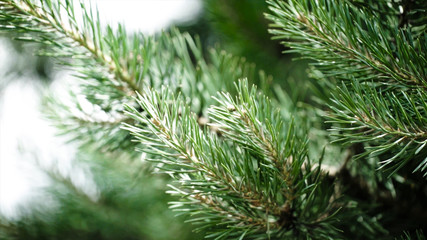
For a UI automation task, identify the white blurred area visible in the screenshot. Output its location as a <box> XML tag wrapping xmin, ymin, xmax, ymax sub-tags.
<box><xmin>0</xmin><ymin>0</ymin><xmax>202</xmax><ymax>217</ymax></box>
<box><xmin>89</xmin><ymin>0</ymin><xmax>202</xmax><ymax>33</ymax></box>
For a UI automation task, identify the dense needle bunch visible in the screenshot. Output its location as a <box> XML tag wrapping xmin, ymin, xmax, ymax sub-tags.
<box><xmin>0</xmin><ymin>0</ymin><xmax>426</xmax><ymax>239</ymax></box>
<box><xmin>122</xmin><ymin>80</ymin><xmax>342</xmax><ymax>238</ymax></box>
<box><xmin>267</xmin><ymin>0</ymin><xmax>427</xmax><ymax>175</ymax></box>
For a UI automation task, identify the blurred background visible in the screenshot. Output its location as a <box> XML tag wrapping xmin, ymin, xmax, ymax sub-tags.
<box><xmin>0</xmin><ymin>1</ymin><xmax>309</xmax><ymax>239</ymax></box>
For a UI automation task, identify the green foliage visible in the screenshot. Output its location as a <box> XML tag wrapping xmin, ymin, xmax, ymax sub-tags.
<box><xmin>0</xmin><ymin>0</ymin><xmax>426</xmax><ymax>239</ymax></box>
<box><xmin>267</xmin><ymin>0</ymin><xmax>426</xmax><ymax>88</ymax></box>
<box><xmin>329</xmin><ymin>82</ymin><xmax>427</xmax><ymax>175</ymax></box>
<box><xmin>0</xmin><ymin>0</ymin><xmax>267</xmax><ymax>156</ymax></box>
<box><xmin>123</xmin><ymin>80</ymin><xmax>345</xmax><ymax>239</ymax></box>
<box><xmin>266</xmin><ymin>0</ymin><xmax>427</xmax><ymax>175</ymax></box>
<box><xmin>181</xmin><ymin>0</ymin><xmax>311</xmax><ymax>102</ymax></box>
<box><xmin>0</xmin><ymin>151</ymin><xmax>199</xmax><ymax>240</ymax></box>
<box><xmin>396</xmin><ymin>230</ymin><xmax>426</xmax><ymax>240</ymax></box>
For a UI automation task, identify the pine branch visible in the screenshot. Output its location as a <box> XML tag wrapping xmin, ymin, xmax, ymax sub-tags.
<box><xmin>266</xmin><ymin>0</ymin><xmax>427</xmax><ymax>89</ymax></box>
<box><xmin>1</xmin><ymin>0</ymin><xmax>263</xmax><ymax>154</ymax></box>
<box><xmin>0</xmin><ymin>0</ymin><xmax>146</xmax><ymax>154</ymax></box>
<box><xmin>396</xmin><ymin>230</ymin><xmax>426</xmax><ymax>240</ymax></box>
<box><xmin>266</xmin><ymin>0</ymin><xmax>427</xmax><ymax>178</ymax></box>
<box><xmin>209</xmin><ymin>83</ymin><xmax>298</xmax><ymax>203</ymax></box>
<box><xmin>0</xmin><ymin>150</ymin><xmax>199</xmax><ymax>240</ymax></box>
<box><xmin>123</xmin><ymin>80</ymin><xmax>345</xmax><ymax>239</ymax></box>
<box><xmin>0</xmin><ymin>0</ymin><xmax>139</xmax><ymax>93</ymax></box>
<box><xmin>328</xmin><ymin>81</ymin><xmax>427</xmax><ymax>176</ymax></box>
<box><xmin>123</xmin><ymin>86</ymin><xmax>279</xmax><ymax>229</ymax></box>
<box><xmin>1</xmin><ymin>0</ymin><xmax>412</xmax><ymax>238</ymax></box>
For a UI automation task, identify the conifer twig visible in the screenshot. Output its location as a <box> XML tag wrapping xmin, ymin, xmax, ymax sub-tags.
<box><xmin>266</xmin><ymin>0</ymin><xmax>427</xmax><ymax>89</ymax></box>
<box><xmin>123</xmin><ymin>80</ymin><xmax>344</xmax><ymax>238</ymax></box>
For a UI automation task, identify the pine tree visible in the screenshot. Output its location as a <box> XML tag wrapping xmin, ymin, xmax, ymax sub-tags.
<box><xmin>0</xmin><ymin>0</ymin><xmax>426</xmax><ymax>239</ymax></box>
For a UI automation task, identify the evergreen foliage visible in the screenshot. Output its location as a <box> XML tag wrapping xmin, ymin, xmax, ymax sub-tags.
<box><xmin>0</xmin><ymin>0</ymin><xmax>426</xmax><ymax>239</ymax></box>
<box><xmin>123</xmin><ymin>81</ymin><xmax>345</xmax><ymax>238</ymax></box>
<box><xmin>1</xmin><ymin>151</ymin><xmax>200</xmax><ymax>240</ymax></box>
<box><xmin>266</xmin><ymin>0</ymin><xmax>427</xmax><ymax>175</ymax></box>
